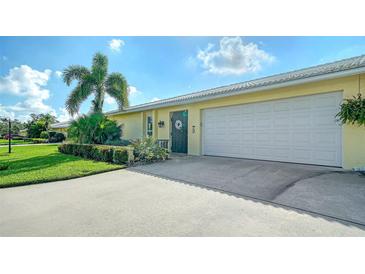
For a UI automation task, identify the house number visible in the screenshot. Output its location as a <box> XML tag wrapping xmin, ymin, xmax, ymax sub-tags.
<box><xmin>175</xmin><ymin>120</ymin><xmax>183</xmax><ymax>130</ymax></box>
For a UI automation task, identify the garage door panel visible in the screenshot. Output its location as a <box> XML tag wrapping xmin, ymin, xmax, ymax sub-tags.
<box><xmin>292</xmin><ymin>131</ymin><xmax>311</xmax><ymax>146</ymax></box>
<box><xmin>242</xmin><ymin>104</ymin><xmax>255</xmax><ymax>114</ymax></box>
<box><xmin>292</xmin><ymin>97</ymin><xmax>311</xmax><ymax>110</ymax></box>
<box><xmin>312</xmin><ymin>130</ymin><xmax>339</xmax><ymax>146</ymax></box>
<box><xmin>313</xmin><ymin>150</ymin><xmax>339</xmax><ymax>165</ymax></box>
<box><xmin>256</xmin><ymin>131</ymin><xmax>272</xmax><ymax>144</ymax></box>
<box><xmin>292</xmin><ymin>148</ymin><xmax>312</xmax><ymax>161</ymax></box>
<box><xmin>273</xmin><ymin>101</ymin><xmax>291</xmax><ymax>111</ymax></box>
<box><xmin>255</xmin><ymin>146</ymin><xmax>273</xmax><ymax>157</ymax></box>
<box><xmin>273</xmin><ymin>131</ymin><xmax>291</xmax><ymax>144</ymax></box>
<box><xmin>272</xmin><ymin>147</ymin><xmax>291</xmax><ymax>159</ymax></box>
<box><xmin>256</xmin><ymin>117</ymin><xmax>272</xmax><ymax>128</ymax></box>
<box><xmin>241</xmin><ymin>146</ymin><xmax>255</xmax><ymax>156</ymax></box>
<box><xmin>313</xmin><ymin>94</ymin><xmax>339</xmax><ymax>108</ymax></box>
<box><xmin>313</xmin><ymin>109</ymin><xmax>338</xmax><ymax>126</ymax></box>
<box><xmin>255</xmin><ymin>102</ymin><xmax>272</xmax><ymax>113</ymax></box>
<box><xmin>241</xmin><ymin>119</ymin><xmax>255</xmax><ymax>129</ymax></box>
<box><xmin>203</xmin><ymin>92</ymin><xmax>342</xmax><ymax>166</ymax></box>
<box><xmin>241</xmin><ymin>131</ymin><xmax>255</xmax><ymax>142</ymax></box>
<box><xmin>227</xmin><ymin>133</ymin><xmax>241</xmax><ymax>143</ymax></box>
<box><xmin>291</xmin><ymin>112</ymin><xmax>312</xmax><ymax>128</ymax></box>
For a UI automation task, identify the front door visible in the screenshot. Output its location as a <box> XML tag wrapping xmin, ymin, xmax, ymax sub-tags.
<box><xmin>171</xmin><ymin>110</ymin><xmax>188</xmax><ymax>153</ymax></box>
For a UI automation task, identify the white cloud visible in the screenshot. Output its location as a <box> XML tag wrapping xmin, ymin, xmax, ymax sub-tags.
<box><xmin>0</xmin><ymin>65</ymin><xmax>56</xmax><ymax>121</ymax></box>
<box><xmin>104</xmin><ymin>94</ymin><xmax>116</xmax><ymax>105</ymax></box>
<box><xmin>127</xmin><ymin>86</ymin><xmax>141</xmax><ymax>97</ymax></box>
<box><xmin>55</xmin><ymin>70</ymin><xmax>63</xmax><ymax>78</ymax></box>
<box><xmin>196</xmin><ymin>37</ymin><xmax>274</xmax><ymax>75</ymax></box>
<box><xmin>57</xmin><ymin>107</ymin><xmax>78</xmax><ymax>122</ymax></box>
<box><xmin>0</xmin><ymin>105</ymin><xmax>15</xmax><ymax>120</ymax></box>
<box><xmin>150</xmin><ymin>97</ymin><xmax>160</xmax><ymax>102</ymax></box>
<box><xmin>109</xmin><ymin>39</ymin><xmax>125</xmax><ymax>52</ymax></box>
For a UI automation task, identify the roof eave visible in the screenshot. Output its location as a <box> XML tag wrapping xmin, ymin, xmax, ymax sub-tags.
<box><xmin>107</xmin><ymin>66</ymin><xmax>365</xmax><ymax>116</ymax></box>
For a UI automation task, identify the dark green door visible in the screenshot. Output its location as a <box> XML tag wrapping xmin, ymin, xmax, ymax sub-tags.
<box><xmin>171</xmin><ymin>110</ymin><xmax>188</xmax><ymax>153</ymax></box>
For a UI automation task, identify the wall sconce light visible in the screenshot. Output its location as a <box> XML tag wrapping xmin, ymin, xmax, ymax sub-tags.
<box><xmin>158</xmin><ymin>120</ymin><xmax>165</xmax><ymax>128</ymax></box>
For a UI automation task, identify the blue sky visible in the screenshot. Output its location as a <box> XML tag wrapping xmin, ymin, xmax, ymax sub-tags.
<box><xmin>1</xmin><ymin>36</ymin><xmax>365</xmax><ymax>121</ymax></box>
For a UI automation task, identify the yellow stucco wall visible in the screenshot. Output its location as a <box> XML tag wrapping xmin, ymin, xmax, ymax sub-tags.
<box><xmin>52</xmin><ymin>127</ymin><xmax>68</xmax><ymax>136</ymax></box>
<box><xmin>106</xmin><ymin>74</ymin><xmax>365</xmax><ymax>169</ymax></box>
<box><xmin>109</xmin><ymin>112</ymin><xmax>144</xmax><ymax>140</ymax></box>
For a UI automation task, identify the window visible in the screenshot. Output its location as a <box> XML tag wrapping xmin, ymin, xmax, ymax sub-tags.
<box><xmin>147</xmin><ymin>116</ymin><xmax>153</xmax><ymax>137</ymax></box>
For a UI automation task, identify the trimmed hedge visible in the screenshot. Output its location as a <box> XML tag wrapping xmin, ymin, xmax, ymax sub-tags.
<box><xmin>31</xmin><ymin>138</ymin><xmax>48</xmax><ymax>144</ymax></box>
<box><xmin>58</xmin><ymin>143</ymin><xmax>133</xmax><ymax>164</ymax></box>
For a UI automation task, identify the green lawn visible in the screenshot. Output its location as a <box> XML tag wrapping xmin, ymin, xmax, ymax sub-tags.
<box><xmin>0</xmin><ymin>139</ymin><xmax>33</xmax><ymax>145</ymax></box>
<box><xmin>0</xmin><ymin>145</ymin><xmax>124</xmax><ymax>188</ymax></box>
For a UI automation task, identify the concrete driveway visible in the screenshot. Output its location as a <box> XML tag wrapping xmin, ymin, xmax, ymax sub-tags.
<box><xmin>0</xmin><ymin>169</ymin><xmax>364</xmax><ymax>236</ymax></box>
<box><xmin>131</xmin><ymin>155</ymin><xmax>365</xmax><ymax>227</ymax></box>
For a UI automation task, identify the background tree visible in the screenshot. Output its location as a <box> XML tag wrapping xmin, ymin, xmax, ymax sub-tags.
<box><xmin>24</xmin><ymin>113</ymin><xmax>58</xmax><ymax>138</ymax></box>
<box><xmin>0</xmin><ymin>119</ymin><xmax>25</xmax><ymax>136</ymax></box>
<box><xmin>63</xmin><ymin>52</ymin><xmax>129</xmax><ymax>116</ymax></box>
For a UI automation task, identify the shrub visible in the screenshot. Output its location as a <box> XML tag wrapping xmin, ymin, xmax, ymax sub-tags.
<box><xmin>48</xmin><ymin>131</ymin><xmax>56</xmax><ymax>138</ymax></box>
<box><xmin>93</xmin><ymin>146</ymin><xmax>114</xmax><ymax>162</ymax></box>
<box><xmin>336</xmin><ymin>93</ymin><xmax>365</xmax><ymax>126</ymax></box>
<box><xmin>58</xmin><ymin>143</ymin><xmax>132</xmax><ymax>164</ymax></box>
<box><xmin>113</xmin><ymin>148</ymin><xmax>129</xmax><ymax>164</ymax></box>
<box><xmin>48</xmin><ymin>132</ymin><xmax>66</xmax><ymax>143</ymax></box>
<box><xmin>31</xmin><ymin>138</ymin><xmax>48</xmax><ymax>144</ymax></box>
<box><xmin>104</xmin><ymin>139</ymin><xmax>131</xmax><ymax>146</ymax></box>
<box><xmin>67</xmin><ymin>113</ymin><xmax>122</xmax><ymax>145</ymax></box>
<box><xmin>132</xmin><ymin>137</ymin><xmax>168</xmax><ymax>162</ymax></box>
<box><xmin>40</xmin><ymin>131</ymin><xmax>49</xmax><ymax>139</ymax></box>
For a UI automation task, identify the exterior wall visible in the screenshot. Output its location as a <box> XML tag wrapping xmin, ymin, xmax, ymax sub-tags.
<box><xmin>109</xmin><ymin>112</ymin><xmax>144</xmax><ymax>140</ymax></box>
<box><xmin>110</xmin><ymin>74</ymin><xmax>365</xmax><ymax>169</ymax></box>
<box><xmin>52</xmin><ymin>127</ymin><xmax>68</xmax><ymax>136</ymax></box>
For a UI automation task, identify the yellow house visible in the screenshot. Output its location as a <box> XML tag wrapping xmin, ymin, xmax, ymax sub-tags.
<box><xmin>52</xmin><ymin>55</ymin><xmax>365</xmax><ymax>169</ymax></box>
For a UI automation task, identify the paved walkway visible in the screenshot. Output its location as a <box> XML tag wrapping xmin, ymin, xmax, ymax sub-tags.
<box><xmin>0</xmin><ymin>169</ymin><xmax>364</xmax><ymax>236</ymax></box>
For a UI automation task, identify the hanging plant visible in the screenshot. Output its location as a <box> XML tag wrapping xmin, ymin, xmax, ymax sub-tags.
<box><xmin>336</xmin><ymin>93</ymin><xmax>365</xmax><ymax>126</ymax></box>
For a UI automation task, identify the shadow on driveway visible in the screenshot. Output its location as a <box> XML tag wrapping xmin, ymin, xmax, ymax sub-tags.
<box><xmin>129</xmin><ymin>155</ymin><xmax>365</xmax><ymax>228</ymax></box>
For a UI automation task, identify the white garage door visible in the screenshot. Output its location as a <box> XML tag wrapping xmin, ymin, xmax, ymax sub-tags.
<box><xmin>202</xmin><ymin>92</ymin><xmax>342</xmax><ymax>166</ymax></box>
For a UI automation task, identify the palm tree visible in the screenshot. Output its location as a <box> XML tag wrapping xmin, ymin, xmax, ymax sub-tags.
<box><xmin>42</xmin><ymin>113</ymin><xmax>58</xmax><ymax>130</ymax></box>
<box><xmin>63</xmin><ymin>52</ymin><xmax>129</xmax><ymax>116</ymax></box>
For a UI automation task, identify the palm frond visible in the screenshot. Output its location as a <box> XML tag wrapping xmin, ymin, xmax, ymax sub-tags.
<box><xmin>91</xmin><ymin>52</ymin><xmax>108</xmax><ymax>83</ymax></box>
<box><xmin>62</xmin><ymin>65</ymin><xmax>90</xmax><ymax>86</ymax></box>
<box><xmin>65</xmin><ymin>76</ymin><xmax>94</xmax><ymax>115</ymax></box>
<box><xmin>105</xmin><ymin>72</ymin><xmax>129</xmax><ymax>109</ymax></box>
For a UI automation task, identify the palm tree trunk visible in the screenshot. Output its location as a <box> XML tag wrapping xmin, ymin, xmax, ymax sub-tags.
<box><xmin>92</xmin><ymin>87</ymin><xmax>104</xmax><ymax>113</ymax></box>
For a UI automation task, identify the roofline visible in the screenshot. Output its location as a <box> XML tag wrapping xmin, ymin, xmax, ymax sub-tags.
<box><xmin>106</xmin><ymin>65</ymin><xmax>365</xmax><ymax>116</ymax></box>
